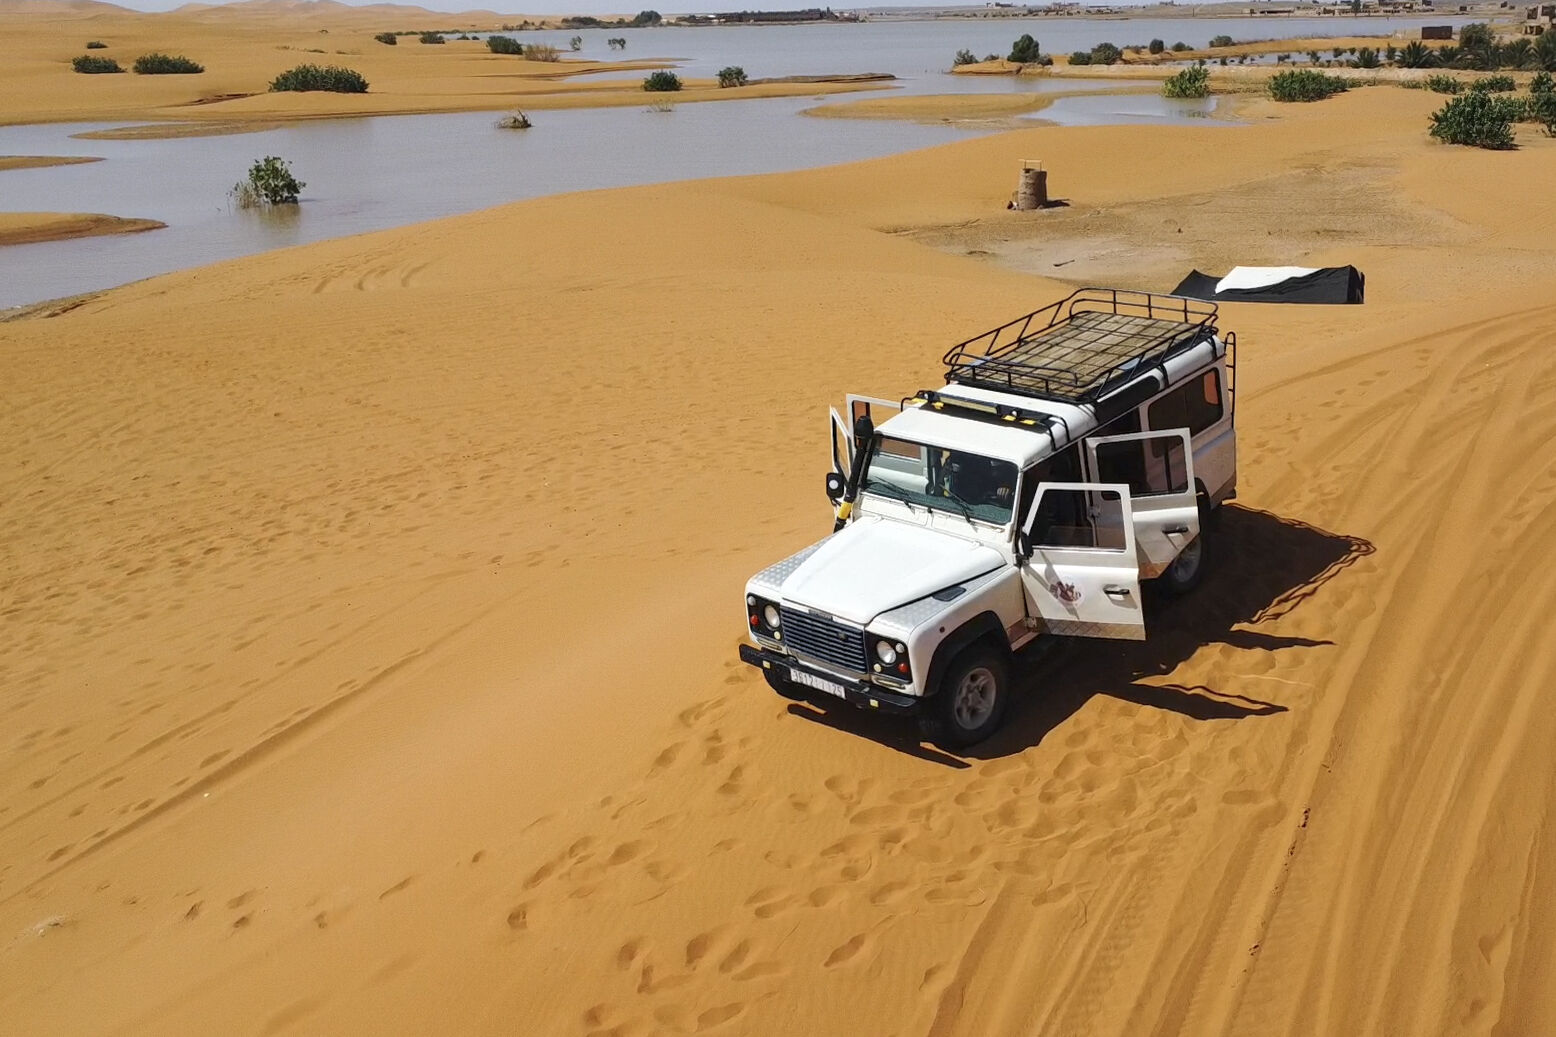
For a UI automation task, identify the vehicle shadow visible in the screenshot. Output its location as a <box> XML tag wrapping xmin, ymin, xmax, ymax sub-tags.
<box><xmin>787</xmin><ymin>504</ymin><xmax>1374</xmax><ymax>766</ymax></box>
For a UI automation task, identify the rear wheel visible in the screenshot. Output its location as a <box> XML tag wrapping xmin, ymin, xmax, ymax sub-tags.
<box><xmin>1161</xmin><ymin>498</ymin><xmax>1213</xmax><ymax>597</ymax></box>
<box><xmin>920</xmin><ymin>645</ymin><xmax>1010</xmax><ymax>750</ymax></box>
<box><xmin>763</xmin><ymin>666</ymin><xmax>807</xmax><ymax>701</ymax></box>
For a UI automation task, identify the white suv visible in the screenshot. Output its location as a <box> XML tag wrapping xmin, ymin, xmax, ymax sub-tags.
<box><xmin>739</xmin><ymin>289</ymin><xmax>1237</xmax><ymax>749</ymax></box>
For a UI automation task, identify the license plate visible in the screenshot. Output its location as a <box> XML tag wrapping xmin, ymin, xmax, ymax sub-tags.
<box><xmin>788</xmin><ymin>666</ymin><xmax>847</xmax><ymax>699</ymax></box>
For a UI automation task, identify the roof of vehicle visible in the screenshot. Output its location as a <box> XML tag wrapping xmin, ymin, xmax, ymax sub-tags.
<box><xmin>875</xmin><ymin>404</ymin><xmax>1057</xmax><ymax>467</ymax></box>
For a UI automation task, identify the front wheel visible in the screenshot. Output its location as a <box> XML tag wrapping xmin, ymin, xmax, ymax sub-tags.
<box><xmin>920</xmin><ymin>646</ymin><xmax>1010</xmax><ymax>750</ymax></box>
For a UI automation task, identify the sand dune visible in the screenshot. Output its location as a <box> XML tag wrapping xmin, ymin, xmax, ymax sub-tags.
<box><xmin>0</xmin><ymin>154</ymin><xmax>102</xmax><ymax>170</ymax></box>
<box><xmin>3</xmin><ymin>83</ymin><xmax>1556</xmax><ymax>1036</ymax></box>
<box><xmin>0</xmin><ymin>210</ymin><xmax>163</xmax><ymax>245</ymax></box>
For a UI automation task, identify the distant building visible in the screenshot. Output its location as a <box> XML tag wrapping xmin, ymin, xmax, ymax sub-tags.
<box><xmin>1421</xmin><ymin>23</ymin><xmax>1455</xmax><ymax>36</ymax></box>
<box><xmin>1526</xmin><ymin>3</ymin><xmax>1556</xmax><ymax>33</ymax></box>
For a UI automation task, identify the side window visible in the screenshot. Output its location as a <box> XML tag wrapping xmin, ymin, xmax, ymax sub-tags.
<box><xmin>1093</xmin><ymin>436</ymin><xmax>1188</xmax><ymax>497</ymax></box>
<box><xmin>1147</xmin><ymin>369</ymin><xmax>1223</xmax><ymax>436</ymax></box>
<box><xmin>1028</xmin><ymin>488</ymin><xmax>1127</xmax><ymax>551</ymax></box>
<box><xmin>1017</xmin><ymin>446</ymin><xmax>1082</xmax><ymax>519</ymax></box>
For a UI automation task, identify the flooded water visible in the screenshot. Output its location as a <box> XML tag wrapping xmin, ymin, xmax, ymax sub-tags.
<box><xmin>1</xmin><ymin>15</ymin><xmax>1467</xmax><ymax>307</ymax></box>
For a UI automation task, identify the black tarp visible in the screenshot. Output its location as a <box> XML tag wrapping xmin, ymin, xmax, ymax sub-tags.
<box><xmin>1172</xmin><ymin>266</ymin><xmax>1365</xmax><ymax>304</ymax></box>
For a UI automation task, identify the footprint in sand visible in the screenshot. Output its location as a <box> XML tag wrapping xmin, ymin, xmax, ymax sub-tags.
<box><xmin>823</xmin><ymin>933</ymin><xmax>870</xmax><ymax>968</ymax></box>
<box><xmin>744</xmin><ymin>887</ymin><xmax>795</xmax><ymax>919</ymax></box>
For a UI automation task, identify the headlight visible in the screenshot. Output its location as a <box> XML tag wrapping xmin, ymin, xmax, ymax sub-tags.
<box><xmin>763</xmin><ymin>604</ymin><xmax>781</xmax><ymax>629</ymax></box>
<box><xmin>875</xmin><ymin>640</ymin><xmax>898</xmax><ymax>665</ymax></box>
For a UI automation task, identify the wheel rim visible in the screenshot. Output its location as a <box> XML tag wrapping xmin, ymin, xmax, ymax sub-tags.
<box><xmin>952</xmin><ymin>667</ymin><xmax>997</xmax><ymax>730</ymax></box>
<box><xmin>1169</xmin><ymin>536</ymin><xmax>1202</xmax><ymax>582</ymax></box>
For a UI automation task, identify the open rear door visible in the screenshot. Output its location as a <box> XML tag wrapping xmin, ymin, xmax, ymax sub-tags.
<box><xmin>1020</xmin><ymin>481</ymin><xmax>1145</xmax><ymax>641</ymax></box>
<box><xmin>1084</xmin><ymin>428</ymin><xmax>1198</xmax><ymax>579</ymax></box>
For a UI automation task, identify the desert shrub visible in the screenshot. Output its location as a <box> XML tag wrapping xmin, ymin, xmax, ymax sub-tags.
<box><xmin>953</xmin><ymin>48</ymin><xmax>977</xmax><ymax>66</ymax></box>
<box><xmin>1398</xmin><ymin>41</ymin><xmax>1435</xmax><ymax>68</ymax></box>
<box><xmin>608</xmin><ymin>37</ymin><xmax>627</xmax><ymax>50</ymax></box>
<box><xmin>418</xmin><ymin>32</ymin><xmax>444</xmax><ymax>44</ymax></box>
<box><xmin>1148</xmin><ymin>38</ymin><xmax>1164</xmax><ymax>55</ymax></box>
<box><xmin>1469</xmin><ymin>74</ymin><xmax>1516</xmax><ymax>92</ymax></box>
<box><xmin>1008</xmin><ymin>34</ymin><xmax>1040</xmax><ymax>64</ymax></box>
<box><xmin>632</xmin><ymin>10</ymin><xmax>661</xmax><ymax>26</ymax></box>
<box><xmin>1424</xmin><ymin>73</ymin><xmax>1463</xmax><ymax>94</ymax></box>
<box><xmin>526</xmin><ymin>44</ymin><xmax>559</xmax><ymax>62</ymax></box>
<box><xmin>1162</xmin><ymin>64</ymin><xmax>1210</xmax><ymax>99</ymax></box>
<box><xmin>269</xmin><ymin>64</ymin><xmax>369</xmax><ymax>93</ymax></box>
<box><xmin>1355</xmin><ymin>48</ymin><xmax>1379</xmax><ymax>69</ymax></box>
<box><xmin>1533</xmin><ymin>70</ymin><xmax>1554</xmax><ymax>94</ymax></box>
<box><xmin>1458</xmin><ymin>23</ymin><xmax>1494</xmax><ymax>52</ymax></box>
<box><xmin>232</xmin><ymin>156</ymin><xmax>304</xmax><ymax>206</ymax></box>
<box><xmin>642</xmin><ymin>70</ymin><xmax>681</xmax><ymax>92</ymax></box>
<box><xmin>1069</xmin><ymin>51</ymin><xmax>1092</xmax><ymax>66</ymax></box>
<box><xmin>1089</xmin><ymin>42</ymin><xmax>1122</xmax><ymax>66</ymax></box>
<box><xmin>1171</xmin><ymin>41</ymin><xmax>1190</xmax><ymax>53</ymax></box>
<box><xmin>570</xmin><ymin>35</ymin><xmax>582</xmax><ymax>51</ymax></box>
<box><xmin>85</xmin><ymin>40</ymin><xmax>107</xmax><ymax>49</ymax></box>
<box><xmin>374</xmin><ymin>32</ymin><xmax>397</xmax><ymax>45</ymax></box>
<box><xmin>487</xmin><ymin>35</ymin><xmax>523</xmax><ymax>55</ymax></box>
<box><xmin>1538</xmin><ymin>31</ymin><xmax>1556</xmax><ymax>71</ymax></box>
<box><xmin>1386</xmin><ymin>43</ymin><xmax>1398</xmax><ymax>63</ymax></box>
<box><xmin>72</xmin><ymin>55</ymin><xmax>122</xmax><ymax>73</ymax></box>
<box><xmin>133</xmin><ymin>53</ymin><xmax>203</xmax><ymax>74</ymax></box>
<box><xmin>1527</xmin><ymin>90</ymin><xmax>1556</xmax><ymax>134</ymax></box>
<box><xmin>1209</xmin><ymin>35</ymin><xmax>1234</xmax><ymax>48</ymax></box>
<box><xmin>1429</xmin><ymin>90</ymin><xmax>1516</xmax><ymax>148</ymax></box>
<box><xmin>717</xmin><ymin>66</ymin><xmax>747</xmax><ymax>87</ymax></box>
<box><xmin>1268</xmin><ymin>69</ymin><xmax>1349</xmax><ymax>102</ymax></box>
<box><xmin>1437</xmin><ymin>45</ymin><xmax>1461</xmax><ymax>67</ymax></box>
<box><xmin>496</xmin><ymin>110</ymin><xmax>531</xmax><ymax>129</ymax></box>
<box><xmin>1308</xmin><ymin>50</ymin><xmax>1321</xmax><ymax>64</ymax></box>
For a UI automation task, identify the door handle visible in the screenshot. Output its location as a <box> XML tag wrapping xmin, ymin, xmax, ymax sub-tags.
<box><xmin>1164</xmin><ymin>525</ymin><xmax>1190</xmax><ymax>535</ymax></box>
<box><xmin>1104</xmin><ymin>585</ymin><xmax>1130</xmax><ymax>598</ymax></box>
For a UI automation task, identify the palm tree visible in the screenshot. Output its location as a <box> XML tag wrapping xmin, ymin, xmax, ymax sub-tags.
<box><xmin>1537</xmin><ymin>31</ymin><xmax>1556</xmax><ymax>72</ymax></box>
<box><xmin>1502</xmin><ymin>37</ymin><xmax>1533</xmax><ymax>69</ymax></box>
<box><xmin>1398</xmin><ymin>41</ymin><xmax>1437</xmax><ymax>69</ymax></box>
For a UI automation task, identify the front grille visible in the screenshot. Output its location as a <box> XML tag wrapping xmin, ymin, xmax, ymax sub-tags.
<box><xmin>779</xmin><ymin>607</ymin><xmax>868</xmax><ymax>673</ymax></box>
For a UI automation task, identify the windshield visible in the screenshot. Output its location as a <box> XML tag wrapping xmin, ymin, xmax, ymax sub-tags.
<box><xmin>860</xmin><ymin>435</ymin><xmax>1018</xmax><ymax>525</ymax></box>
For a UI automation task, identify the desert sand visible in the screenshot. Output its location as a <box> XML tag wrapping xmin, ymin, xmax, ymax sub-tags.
<box><xmin>0</xmin><ymin>154</ymin><xmax>101</xmax><ymax>170</ymax></box>
<box><xmin>4</xmin><ymin>52</ymin><xmax>1556</xmax><ymax>1037</ymax></box>
<box><xmin>0</xmin><ymin>211</ymin><xmax>164</xmax><ymax>245</ymax></box>
<box><xmin>0</xmin><ymin>0</ymin><xmax>879</xmax><ymax>129</ymax></box>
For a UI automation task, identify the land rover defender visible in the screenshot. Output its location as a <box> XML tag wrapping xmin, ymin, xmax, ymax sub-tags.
<box><xmin>737</xmin><ymin>288</ymin><xmax>1238</xmax><ymax>749</ymax></box>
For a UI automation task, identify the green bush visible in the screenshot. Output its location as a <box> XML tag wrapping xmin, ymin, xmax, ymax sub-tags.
<box><xmin>1424</xmin><ymin>73</ymin><xmax>1463</xmax><ymax>94</ymax></box>
<box><xmin>85</xmin><ymin>40</ymin><xmax>107</xmax><ymax>49</ymax></box>
<box><xmin>1469</xmin><ymin>74</ymin><xmax>1516</xmax><ymax>92</ymax></box>
<box><xmin>953</xmin><ymin>49</ymin><xmax>977</xmax><ymax>66</ymax></box>
<box><xmin>1538</xmin><ymin>31</ymin><xmax>1556</xmax><ymax>71</ymax></box>
<box><xmin>642</xmin><ymin>70</ymin><xmax>681</xmax><ymax>92</ymax></box>
<box><xmin>1355</xmin><ymin>48</ymin><xmax>1379</xmax><ymax>70</ymax></box>
<box><xmin>1171</xmin><ymin>41</ymin><xmax>1190</xmax><ymax>53</ymax></box>
<box><xmin>1008</xmin><ymin>34</ymin><xmax>1040</xmax><ymax>64</ymax></box>
<box><xmin>607</xmin><ymin>38</ymin><xmax>627</xmax><ymax>50</ymax></box>
<box><xmin>133</xmin><ymin>53</ymin><xmax>203</xmax><ymax>74</ymax></box>
<box><xmin>1429</xmin><ymin>90</ymin><xmax>1516</xmax><ymax>148</ymax></box>
<box><xmin>1268</xmin><ymin>69</ymin><xmax>1349</xmax><ymax>102</ymax></box>
<box><xmin>1533</xmin><ymin>70</ymin><xmax>1554</xmax><ymax>94</ymax></box>
<box><xmin>1209</xmin><ymin>35</ymin><xmax>1234</xmax><ymax>48</ymax></box>
<box><xmin>269</xmin><ymin>64</ymin><xmax>369</xmax><ymax>93</ymax></box>
<box><xmin>72</xmin><ymin>55</ymin><xmax>122</xmax><ymax>73</ymax></box>
<box><xmin>487</xmin><ymin>35</ymin><xmax>523</xmax><ymax>55</ymax></box>
<box><xmin>233</xmin><ymin>156</ymin><xmax>304</xmax><ymax>206</ymax></box>
<box><xmin>1162</xmin><ymin>65</ymin><xmax>1210</xmax><ymax>99</ymax></box>
<box><xmin>418</xmin><ymin>31</ymin><xmax>444</xmax><ymax>44</ymax></box>
<box><xmin>1069</xmin><ymin>51</ymin><xmax>1092</xmax><ymax>66</ymax></box>
<box><xmin>1089</xmin><ymin>42</ymin><xmax>1122</xmax><ymax>66</ymax></box>
<box><xmin>570</xmin><ymin>35</ymin><xmax>583</xmax><ymax>51</ymax></box>
<box><xmin>374</xmin><ymin>32</ymin><xmax>397</xmax><ymax>45</ymax></box>
<box><xmin>1527</xmin><ymin>90</ymin><xmax>1556</xmax><ymax>134</ymax></box>
<box><xmin>717</xmin><ymin>65</ymin><xmax>747</xmax><ymax>88</ymax></box>
<box><xmin>1458</xmin><ymin>23</ymin><xmax>1495</xmax><ymax>52</ymax></box>
<box><xmin>1148</xmin><ymin>38</ymin><xmax>1164</xmax><ymax>55</ymax></box>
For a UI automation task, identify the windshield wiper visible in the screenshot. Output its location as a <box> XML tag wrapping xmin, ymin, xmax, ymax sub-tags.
<box><xmin>936</xmin><ymin>487</ymin><xmax>979</xmax><ymax>526</ymax></box>
<box><xmin>861</xmin><ymin>480</ymin><xmax>917</xmax><ymax>514</ymax></box>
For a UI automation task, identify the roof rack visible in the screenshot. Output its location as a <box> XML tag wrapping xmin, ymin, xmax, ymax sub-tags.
<box><xmin>942</xmin><ymin>288</ymin><xmax>1219</xmax><ymax>405</ymax></box>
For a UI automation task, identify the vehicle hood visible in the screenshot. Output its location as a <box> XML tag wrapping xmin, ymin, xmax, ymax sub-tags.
<box><xmin>780</xmin><ymin>517</ymin><xmax>1003</xmax><ymax>626</ymax></box>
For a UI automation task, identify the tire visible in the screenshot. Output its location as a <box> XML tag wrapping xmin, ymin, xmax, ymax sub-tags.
<box><xmin>1160</xmin><ymin>499</ymin><xmax>1212</xmax><ymax>597</ymax></box>
<box><xmin>763</xmin><ymin>666</ymin><xmax>807</xmax><ymax>701</ymax></box>
<box><xmin>919</xmin><ymin>645</ymin><xmax>1010</xmax><ymax>750</ymax></box>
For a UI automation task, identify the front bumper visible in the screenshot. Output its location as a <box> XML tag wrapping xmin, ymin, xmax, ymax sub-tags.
<box><xmin>738</xmin><ymin>644</ymin><xmax>923</xmax><ymax>715</ymax></box>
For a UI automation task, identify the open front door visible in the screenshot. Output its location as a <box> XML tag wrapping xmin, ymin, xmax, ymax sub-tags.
<box><xmin>829</xmin><ymin>406</ymin><xmax>853</xmax><ymax>479</ymax></box>
<box><xmin>1020</xmin><ymin>482</ymin><xmax>1145</xmax><ymax>641</ymax></box>
<box><xmin>846</xmin><ymin>394</ymin><xmax>902</xmax><ymax>431</ymax></box>
<box><xmin>1084</xmin><ymin>429</ymin><xmax>1199</xmax><ymax>579</ymax></box>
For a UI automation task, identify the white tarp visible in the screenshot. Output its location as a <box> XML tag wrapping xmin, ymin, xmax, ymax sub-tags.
<box><xmin>1215</xmin><ymin>266</ymin><xmax>1320</xmax><ymax>294</ymax></box>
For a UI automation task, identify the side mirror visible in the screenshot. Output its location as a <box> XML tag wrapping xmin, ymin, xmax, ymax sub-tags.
<box><xmin>825</xmin><ymin>471</ymin><xmax>845</xmax><ymax>502</ymax></box>
<box><xmin>1015</xmin><ymin>530</ymin><xmax>1032</xmax><ymax>561</ymax></box>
